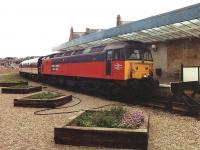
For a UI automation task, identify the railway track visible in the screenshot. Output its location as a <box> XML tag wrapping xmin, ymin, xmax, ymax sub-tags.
<box><xmin>136</xmin><ymin>82</ymin><xmax>200</xmax><ymax>119</ymax></box>
<box><xmin>26</xmin><ymin>76</ymin><xmax>200</xmax><ymax>118</ymax></box>
<box><xmin>137</xmin><ymin>96</ymin><xmax>190</xmax><ymax>114</ymax></box>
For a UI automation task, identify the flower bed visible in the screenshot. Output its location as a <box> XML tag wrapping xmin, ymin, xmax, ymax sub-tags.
<box><xmin>54</xmin><ymin>107</ymin><xmax>149</xmax><ymax>149</ymax></box>
<box><xmin>1</xmin><ymin>85</ymin><xmax>42</xmax><ymax>94</ymax></box>
<box><xmin>14</xmin><ymin>92</ymin><xmax>72</xmax><ymax>108</ymax></box>
<box><xmin>0</xmin><ymin>81</ymin><xmax>28</xmax><ymax>87</ymax></box>
<box><xmin>0</xmin><ymin>73</ymin><xmax>27</xmax><ymax>87</ymax></box>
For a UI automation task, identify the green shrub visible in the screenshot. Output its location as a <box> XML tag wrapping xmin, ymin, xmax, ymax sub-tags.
<box><xmin>95</xmin><ymin>114</ymin><xmax>119</xmax><ymax>128</ymax></box>
<box><xmin>75</xmin><ymin>111</ymin><xmax>94</xmax><ymax>127</ymax></box>
<box><xmin>75</xmin><ymin>106</ymin><xmax>126</xmax><ymax>128</ymax></box>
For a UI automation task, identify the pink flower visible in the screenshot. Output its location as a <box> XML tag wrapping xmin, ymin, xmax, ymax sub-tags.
<box><xmin>120</xmin><ymin>110</ymin><xmax>144</xmax><ymax>128</ymax></box>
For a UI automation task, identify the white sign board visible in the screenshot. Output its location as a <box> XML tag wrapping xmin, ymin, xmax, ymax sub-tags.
<box><xmin>183</xmin><ymin>67</ymin><xmax>199</xmax><ymax>82</ymax></box>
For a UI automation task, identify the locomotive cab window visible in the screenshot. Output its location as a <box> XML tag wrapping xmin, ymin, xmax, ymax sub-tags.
<box><xmin>126</xmin><ymin>49</ymin><xmax>152</xmax><ymax>61</ymax></box>
<box><xmin>126</xmin><ymin>49</ymin><xmax>141</xmax><ymax>60</ymax></box>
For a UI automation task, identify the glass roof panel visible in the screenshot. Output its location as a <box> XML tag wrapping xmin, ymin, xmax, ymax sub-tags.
<box><xmin>173</xmin><ymin>23</ymin><xmax>184</xmax><ymax>27</ymax></box>
<box><xmin>181</xmin><ymin>21</ymin><xmax>192</xmax><ymax>26</ymax></box>
<box><xmin>190</xmin><ymin>19</ymin><xmax>200</xmax><ymax>24</ymax></box>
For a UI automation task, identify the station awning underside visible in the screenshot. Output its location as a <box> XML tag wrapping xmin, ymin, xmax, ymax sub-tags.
<box><xmin>53</xmin><ymin>3</ymin><xmax>200</xmax><ymax>52</ymax></box>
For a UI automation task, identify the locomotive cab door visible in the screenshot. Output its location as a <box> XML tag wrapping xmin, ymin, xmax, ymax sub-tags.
<box><xmin>106</xmin><ymin>50</ymin><xmax>112</xmax><ymax>75</ymax></box>
<box><xmin>38</xmin><ymin>57</ymin><xmax>43</xmax><ymax>74</ymax></box>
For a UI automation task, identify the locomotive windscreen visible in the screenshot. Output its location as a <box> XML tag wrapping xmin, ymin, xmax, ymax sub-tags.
<box><xmin>126</xmin><ymin>49</ymin><xmax>152</xmax><ymax>61</ymax></box>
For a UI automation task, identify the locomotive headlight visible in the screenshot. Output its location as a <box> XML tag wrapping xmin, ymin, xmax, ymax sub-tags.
<box><xmin>143</xmin><ymin>74</ymin><xmax>147</xmax><ymax>78</ymax></box>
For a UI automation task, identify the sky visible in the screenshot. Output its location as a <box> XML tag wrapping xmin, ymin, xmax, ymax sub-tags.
<box><xmin>0</xmin><ymin>0</ymin><xmax>199</xmax><ymax>58</ymax></box>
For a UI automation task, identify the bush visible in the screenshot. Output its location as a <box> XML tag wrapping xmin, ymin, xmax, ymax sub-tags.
<box><xmin>75</xmin><ymin>111</ymin><xmax>94</xmax><ymax>127</ymax></box>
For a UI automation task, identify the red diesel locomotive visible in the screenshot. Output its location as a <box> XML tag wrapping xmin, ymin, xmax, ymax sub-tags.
<box><xmin>19</xmin><ymin>41</ymin><xmax>156</xmax><ymax>97</ymax></box>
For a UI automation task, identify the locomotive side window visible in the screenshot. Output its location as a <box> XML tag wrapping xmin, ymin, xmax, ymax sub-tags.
<box><xmin>49</xmin><ymin>54</ymin><xmax>55</xmax><ymax>59</ymax></box>
<box><xmin>63</xmin><ymin>51</ymin><xmax>73</xmax><ymax>56</ymax></box>
<box><xmin>54</xmin><ymin>53</ymin><xmax>63</xmax><ymax>58</ymax></box>
<box><xmin>143</xmin><ymin>50</ymin><xmax>153</xmax><ymax>61</ymax></box>
<box><xmin>90</xmin><ymin>46</ymin><xmax>105</xmax><ymax>53</ymax></box>
<box><xmin>72</xmin><ymin>49</ymin><xmax>84</xmax><ymax>55</ymax></box>
<box><xmin>113</xmin><ymin>49</ymin><xmax>120</xmax><ymax>60</ymax></box>
<box><xmin>120</xmin><ymin>49</ymin><xmax>125</xmax><ymax>60</ymax></box>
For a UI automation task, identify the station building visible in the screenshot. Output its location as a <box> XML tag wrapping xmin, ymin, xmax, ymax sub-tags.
<box><xmin>54</xmin><ymin>3</ymin><xmax>200</xmax><ymax>83</ymax></box>
<box><xmin>116</xmin><ymin>14</ymin><xmax>200</xmax><ymax>82</ymax></box>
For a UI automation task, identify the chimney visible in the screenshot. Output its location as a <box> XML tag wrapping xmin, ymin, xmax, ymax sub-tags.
<box><xmin>69</xmin><ymin>26</ymin><xmax>74</xmax><ymax>41</ymax></box>
<box><xmin>85</xmin><ymin>28</ymin><xmax>90</xmax><ymax>35</ymax></box>
<box><xmin>116</xmin><ymin>14</ymin><xmax>121</xmax><ymax>26</ymax></box>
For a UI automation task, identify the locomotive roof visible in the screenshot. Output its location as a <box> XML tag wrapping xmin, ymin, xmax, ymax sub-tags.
<box><xmin>53</xmin><ymin>3</ymin><xmax>200</xmax><ymax>52</ymax></box>
<box><xmin>104</xmin><ymin>41</ymin><xmax>145</xmax><ymax>50</ymax></box>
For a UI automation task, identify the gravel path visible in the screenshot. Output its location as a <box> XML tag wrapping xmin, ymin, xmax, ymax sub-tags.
<box><xmin>0</xmin><ymin>82</ymin><xmax>200</xmax><ymax>150</ymax></box>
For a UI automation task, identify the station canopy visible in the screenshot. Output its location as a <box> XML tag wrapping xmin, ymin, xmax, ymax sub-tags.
<box><xmin>53</xmin><ymin>3</ymin><xmax>200</xmax><ymax>52</ymax></box>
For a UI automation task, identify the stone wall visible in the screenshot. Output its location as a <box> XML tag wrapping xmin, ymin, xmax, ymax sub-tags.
<box><xmin>151</xmin><ymin>38</ymin><xmax>200</xmax><ymax>83</ymax></box>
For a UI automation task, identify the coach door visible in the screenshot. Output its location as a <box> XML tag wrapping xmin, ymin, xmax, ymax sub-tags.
<box><xmin>106</xmin><ymin>50</ymin><xmax>112</xmax><ymax>75</ymax></box>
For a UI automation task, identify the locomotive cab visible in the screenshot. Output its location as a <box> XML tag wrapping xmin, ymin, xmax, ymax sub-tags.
<box><xmin>125</xmin><ymin>47</ymin><xmax>153</xmax><ymax>80</ymax></box>
<box><xmin>104</xmin><ymin>41</ymin><xmax>153</xmax><ymax>81</ymax></box>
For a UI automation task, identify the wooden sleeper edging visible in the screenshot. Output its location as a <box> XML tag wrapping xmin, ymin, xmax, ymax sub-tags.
<box><xmin>54</xmin><ymin>110</ymin><xmax>149</xmax><ymax>149</ymax></box>
<box><xmin>14</xmin><ymin>95</ymin><xmax>72</xmax><ymax>108</ymax></box>
<box><xmin>2</xmin><ymin>86</ymin><xmax>42</xmax><ymax>94</ymax></box>
<box><xmin>0</xmin><ymin>81</ymin><xmax>28</xmax><ymax>87</ymax></box>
